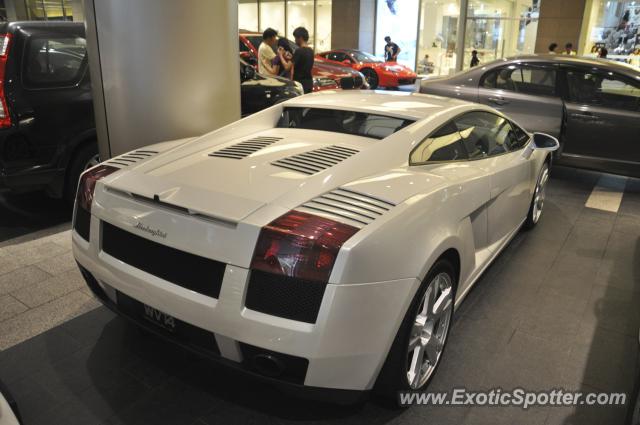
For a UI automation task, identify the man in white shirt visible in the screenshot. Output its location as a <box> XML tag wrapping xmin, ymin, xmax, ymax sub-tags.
<box><xmin>258</xmin><ymin>28</ymin><xmax>278</xmax><ymax>76</ymax></box>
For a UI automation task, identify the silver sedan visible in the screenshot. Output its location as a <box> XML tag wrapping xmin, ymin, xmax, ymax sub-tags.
<box><xmin>421</xmin><ymin>55</ymin><xmax>640</xmax><ymax>177</ymax></box>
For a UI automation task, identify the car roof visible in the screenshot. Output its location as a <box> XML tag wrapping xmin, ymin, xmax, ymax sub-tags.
<box><xmin>2</xmin><ymin>21</ymin><xmax>84</xmax><ymax>32</ymax></box>
<box><xmin>282</xmin><ymin>90</ymin><xmax>472</xmax><ymax>120</ymax></box>
<box><xmin>492</xmin><ymin>54</ymin><xmax>640</xmax><ymax>77</ymax></box>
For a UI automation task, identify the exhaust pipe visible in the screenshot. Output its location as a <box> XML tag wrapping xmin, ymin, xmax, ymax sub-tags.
<box><xmin>252</xmin><ymin>353</ymin><xmax>285</xmax><ymax>377</ymax></box>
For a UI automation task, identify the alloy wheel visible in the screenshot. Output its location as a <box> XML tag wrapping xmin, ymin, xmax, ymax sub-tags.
<box><xmin>406</xmin><ymin>272</ymin><xmax>453</xmax><ymax>389</ymax></box>
<box><xmin>532</xmin><ymin>166</ymin><xmax>549</xmax><ymax>224</ymax></box>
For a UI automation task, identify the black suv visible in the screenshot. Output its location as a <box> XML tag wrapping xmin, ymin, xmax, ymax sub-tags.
<box><xmin>0</xmin><ymin>21</ymin><xmax>96</xmax><ymax>201</ymax></box>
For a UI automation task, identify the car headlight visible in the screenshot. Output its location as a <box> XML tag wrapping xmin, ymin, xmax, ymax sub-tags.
<box><xmin>294</xmin><ymin>81</ymin><xmax>304</xmax><ymax>95</ymax></box>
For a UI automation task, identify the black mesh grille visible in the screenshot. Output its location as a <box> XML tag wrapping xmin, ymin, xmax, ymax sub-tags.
<box><xmin>73</xmin><ymin>207</ymin><xmax>91</xmax><ymax>241</ymax></box>
<box><xmin>245</xmin><ymin>270</ymin><xmax>326</xmax><ymax>324</ymax></box>
<box><xmin>102</xmin><ymin>221</ymin><xmax>225</xmax><ymax>298</ymax></box>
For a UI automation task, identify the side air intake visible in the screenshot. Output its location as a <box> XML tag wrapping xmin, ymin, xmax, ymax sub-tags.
<box><xmin>105</xmin><ymin>150</ymin><xmax>159</xmax><ymax>168</ymax></box>
<box><xmin>297</xmin><ymin>187</ymin><xmax>396</xmax><ymax>227</ymax></box>
<box><xmin>271</xmin><ymin>145</ymin><xmax>359</xmax><ymax>175</ymax></box>
<box><xmin>209</xmin><ymin>136</ymin><xmax>282</xmax><ymax>159</ymax></box>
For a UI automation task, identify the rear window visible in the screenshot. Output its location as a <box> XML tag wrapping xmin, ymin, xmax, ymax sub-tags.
<box><xmin>23</xmin><ymin>36</ymin><xmax>87</xmax><ymax>88</ymax></box>
<box><xmin>277</xmin><ymin>107</ymin><xmax>415</xmax><ymax>140</ymax></box>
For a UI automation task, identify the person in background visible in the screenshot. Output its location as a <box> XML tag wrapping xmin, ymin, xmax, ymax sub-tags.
<box><xmin>563</xmin><ymin>42</ymin><xmax>576</xmax><ymax>55</ymax></box>
<box><xmin>418</xmin><ymin>54</ymin><xmax>434</xmax><ymax>74</ymax></box>
<box><xmin>384</xmin><ymin>36</ymin><xmax>400</xmax><ymax>62</ymax></box>
<box><xmin>598</xmin><ymin>47</ymin><xmax>608</xmax><ymax>59</ymax></box>
<box><xmin>258</xmin><ymin>28</ymin><xmax>279</xmax><ymax>76</ymax></box>
<box><xmin>470</xmin><ymin>50</ymin><xmax>480</xmax><ymax>67</ymax></box>
<box><xmin>274</xmin><ymin>38</ymin><xmax>294</xmax><ymax>79</ymax></box>
<box><xmin>548</xmin><ymin>43</ymin><xmax>558</xmax><ymax>54</ymax></box>
<box><xmin>292</xmin><ymin>27</ymin><xmax>314</xmax><ymax>94</ymax></box>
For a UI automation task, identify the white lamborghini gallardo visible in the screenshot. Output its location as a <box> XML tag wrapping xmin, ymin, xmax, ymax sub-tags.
<box><xmin>72</xmin><ymin>91</ymin><xmax>558</xmax><ymax>402</ymax></box>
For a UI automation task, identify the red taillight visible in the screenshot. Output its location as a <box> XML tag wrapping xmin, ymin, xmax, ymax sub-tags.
<box><xmin>76</xmin><ymin>165</ymin><xmax>118</xmax><ymax>213</ymax></box>
<box><xmin>250</xmin><ymin>211</ymin><xmax>359</xmax><ymax>282</ymax></box>
<box><xmin>0</xmin><ymin>34</ymin><xmax>12</xmax><ymax>129</ymax></box>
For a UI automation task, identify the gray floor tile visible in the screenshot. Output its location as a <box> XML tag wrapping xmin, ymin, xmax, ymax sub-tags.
<box><xmin>34</xmin><ymin>251</ymin><xmax>76</xmax><ymax>276</ymax></box>
<box><xmin>11</xmin><ymin>268</ymin><xmax>85</xmax><ymax>308</ymax></box>
<box><xmin>0</xmin><ymin>294</ymin><xmax>28</xmax><ymax>321</ymax></box>
<box><xmin>0</xmin><ymin>265</ymin><xmax>52</xmax><ymax>295</ymax></box>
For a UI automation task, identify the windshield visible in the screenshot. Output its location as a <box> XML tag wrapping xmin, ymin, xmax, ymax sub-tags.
<box><xmin>351</xmin><ymin>51</ymin><xmax>382</xmax><ymax>63</ymax></box>
<box><xmin>277</xmin><ymin>107</ymin><xmax>414</xmax><ymax>140</ymax></box>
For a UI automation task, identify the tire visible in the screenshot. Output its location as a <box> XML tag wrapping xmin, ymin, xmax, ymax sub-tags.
<box><xmin>373</xmin><ymin>259</ymin><xmax>456</xmax><ymax>404</ymax></box>
<box><xmin>362</xmin><ymin>68</ymin><xmax>379</xmax><ymax>90</ymax></box>
<box><xmin>523</xmin><ymin>161</ymin><xmax>550</xmax><ymax>230</ymax></box>
<box><xmin>64</xmin><ymin>142</ymin><xmax>99</xmax><ymax>203</ymax></box>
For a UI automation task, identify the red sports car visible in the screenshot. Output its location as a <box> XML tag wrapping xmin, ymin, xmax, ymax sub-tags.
<box><xmin>239</xmin><ymin>32</ymin><xmax>366</xmax><ymax>92</ymax></box>
<box><xmin>317</xmin><ymin>49</ymin><xmax>417</xmax><ymax>90</ymax></box>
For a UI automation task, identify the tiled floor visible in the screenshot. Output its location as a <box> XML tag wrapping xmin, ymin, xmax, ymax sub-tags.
<box><xmin>0</xmin><ymin>167</ymin><xmax>639</xmax><ymax>425</ymax></box>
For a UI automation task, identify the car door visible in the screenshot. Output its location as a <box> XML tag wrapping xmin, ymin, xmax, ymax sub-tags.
<box><xmin>10</xmin><ymin>26</ymin><xmax>92</xmax><ymax>174</ymax></box>
<box><xmin>477</xmin><ymin>63</ymin><xmax>563</xmax><ymax>138</ymax></box>
<box><xmin>454</xmin><ymin>112</ymin><xmax>533</xmax><ymax>250</ymax></box>
<box><xmin>561</xmin><ymin>66</ymin><xmax>640</xmax><ymax>174</ymax></box>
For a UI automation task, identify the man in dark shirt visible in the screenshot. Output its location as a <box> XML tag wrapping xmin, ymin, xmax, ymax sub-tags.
<box><xmin>292</xmin><ymin>27</ymin><xmax>314</xmax><ymax>94</ymax></box>
<box><xmin>384</xmin><ymin>36</ymin><xmax>400</xmax><ymax>62</ymax></box>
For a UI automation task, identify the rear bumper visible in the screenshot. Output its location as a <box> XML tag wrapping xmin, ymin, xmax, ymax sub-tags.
<box><xmin>71</xmin><ymin>211</ymin><xmax>418</xmax><ymax>397</ymax></box>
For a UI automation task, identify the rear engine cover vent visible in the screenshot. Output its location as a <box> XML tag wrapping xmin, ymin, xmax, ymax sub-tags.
<box><xmin>209</xmin><ymin>136</ymin><xmax>282</xmax><ymax>159</ymax></box>
<box><xmin>106</xmin><ymin>149</ymin><xmax>158</xmax><ymax>168</ymax></box>
<box><xmin>298</xmin><ymin>187</ymin><xmax>396</xmax><ymax>227</ymax></box>
<box><xmin>271</xmin><ymin>145</ymin><xmax>359</xmax><ymax>175</ymax></box>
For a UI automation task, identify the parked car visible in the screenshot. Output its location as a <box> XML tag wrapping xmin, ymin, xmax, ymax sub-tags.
<box><xmin>317</xmin><ymin>49</ymin><xmax>417</xmax><ymax>90</ymax></box>
<box><xmin>239</xmin><ymin>32</ymin><xmax>367</xmax><ymax>91</ymax></box>
<box><xmin>421</xmin><ymin>54</ymin><xmax>640</xmax><ymax>177</ymax></box>
<box><xmin>0</xmin><ymin>21</ymin><xmax>96</xmax><ymax>201</ymax></box>
<box><xmin>73</xmin><ymin>90</ymin><xmax>557</xmax><ymax>403</ymax></box>
<box><xmin>240</xmin><ymin>59</ymin><xmax>302</xmax><ymax>117</ymax></box>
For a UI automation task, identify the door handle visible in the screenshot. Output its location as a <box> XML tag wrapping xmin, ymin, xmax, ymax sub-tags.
<box><xmin>488</xmin><ymin>96</ymin><xmax>509</xmax><ymax>106</ymax></box>
<box><xmin>569</xmin><ymin>112</ymin><xmax>599</xmax><ymax>122</ymax></box>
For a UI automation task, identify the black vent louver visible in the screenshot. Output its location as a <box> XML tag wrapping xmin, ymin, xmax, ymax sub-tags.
<box><xmin>271</xmin><ymin>145</ymin><xmax>359</xmax><ymax>175</ymax></box>
<box><xmin>209</xmin><ymin>136</ymin><xmax>282</xmax><ymax>159</ymax></box>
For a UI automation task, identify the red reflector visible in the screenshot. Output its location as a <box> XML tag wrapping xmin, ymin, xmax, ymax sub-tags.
<box><xmin>76</xmin><ymin>165</ymin><xmax>118</xmax><ymax>213</ymax></box>
<box><xmin>0</xmin><ymin>33</ymin><xmax>12</xmax><ymax>129</ymax></box>
<box><xmin>251</xmin><ymin>211</ymin><xmax>359</xmax><ymax>282</ymax></box>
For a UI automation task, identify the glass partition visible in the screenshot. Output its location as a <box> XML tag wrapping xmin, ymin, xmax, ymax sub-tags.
<box><xmin>374</xmin><ymin>0</ymin><xmax>420</xmax><ymax>69</ymax></box>
<box><xmin>286</xmin><ymin>0</ymin><xmax>315</xmax><ymax>46</ymax></box>
<box><xmin>260</xmin><ymin>0</ymin><xmax>286</xmax><ymax>34</ymax></box>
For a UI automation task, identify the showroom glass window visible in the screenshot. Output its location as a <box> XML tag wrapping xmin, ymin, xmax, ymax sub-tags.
<box><xmin>417</xmin><ymin>0</ymin><xmax>461</xmax><ymax>76</ymax></box>
<box><xmin>410</xmin><ymin>121</ymin><xmax>468</xmax><ymax>164</ymax></box>
<box><xmin>260</xmin><ymin>0</ymin><xmax>285</xmax><ymax>34</ymax></box>
<box><xmin>463</xmin><ymin>0</ymin><xmax>541</xmax><ymax>69</ymax></box>
<box><xmin>481</xmin><ymin>64</ymin><xmax>556</xmax><ymax>96</ymax></box>
<box><xmin>23</xmin><ymin>36</ymin><xmax>87</xmax><ymax>88</ymax></box>
<box><xmin>374</xmin><ymin>0</ymin><xmax>420</xmax><ymax>69</ymax></box>
<box><xmin>287</xmin><ymin>0</ymin><xmax>315</xmax><ymax>47</ymax></box>
<box><xmin>239</xmin><ymin>0</ymin><xmax>259</xmax><ymax>31</ymax></box>
<box><xmin>565</xmin><ymin>69</ymin><xmax>640</xmax><ymax>111</ymax></box>
<box><xmin>24</xmin><ymin>0</ymin><xmax>74</xmax><ymax>20</ymax></box>
<box><xmin>454</xmin><ymin>111</ymin><xmax>519</xmax><ymax>158</ymax></box>
<box><xmin>581</xmin><ymin>0</ymin><xmax>640</xmax><ymax>66</ymax></box>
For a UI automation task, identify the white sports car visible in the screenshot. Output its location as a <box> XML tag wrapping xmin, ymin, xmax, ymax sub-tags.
<box><xmin>72</xmin><ymin>91</ymin><xmax>558</xmax><ymax>402</ymax></box>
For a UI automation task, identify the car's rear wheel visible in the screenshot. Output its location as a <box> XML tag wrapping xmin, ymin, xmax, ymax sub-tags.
<box><xmin>524</xmin><ymin>162</ymin><xmax>549</xmax><ymax>229</ymax></box>
<box><xmin>362</xmin><ymin>68</ymin><xmax>379</xmax><ymax>89</ymax></box>
<box><xmin>374</xmin><ymin>259</ymin><xmax>455</xmax><ymax>403</ymax></box>
<box><xmin>64</xmin><ymin>142</ymin><xmax>99</xmax><ymax>203</ymax></box>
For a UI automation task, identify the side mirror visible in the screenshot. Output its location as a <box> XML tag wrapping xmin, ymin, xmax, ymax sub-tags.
<box><xmin>532</xmin><ymin>133</ymin><xmax>559</xmax><ymax>151</ymax></box>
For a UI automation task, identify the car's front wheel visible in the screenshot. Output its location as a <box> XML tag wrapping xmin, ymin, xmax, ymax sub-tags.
<box><xmin>361</xmin><ymin>68</ymin><xmax>379</xmax><ymax>89</ymax></box>
<box><xmin>524</xmin><ymin>162</ymin><xmax>549</xmax><ymax>229</ymax></box>
<box><xmin>374</xmin><ymin>259</ymin><xmax>455</xmax><ymax>402</ymax></box>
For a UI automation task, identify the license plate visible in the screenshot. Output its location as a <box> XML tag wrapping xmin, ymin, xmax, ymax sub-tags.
<box><xmin>142</xmin><ymin>304</ymin><xmax>176</xmax><ymax>332</ymax></box>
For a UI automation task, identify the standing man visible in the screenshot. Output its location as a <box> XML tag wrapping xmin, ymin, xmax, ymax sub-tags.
<box><xmin>384</xmin><ymin>36</ymin><xmax>400</xmax><ymax>62</ymax></box>
<box><xmin>258</xmin><ymin>28</ymin><xmax>279</xmax><ymax>76</ymax></box>
<box><xmin>292</xmin><ymin>27</ymin><xmax>314</xmax><ymax>94</ymax></box>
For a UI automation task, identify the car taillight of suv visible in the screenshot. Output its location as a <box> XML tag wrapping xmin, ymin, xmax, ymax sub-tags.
<box><xmin>0</xmin><ymin>33</ymin><xmax>12</xmax><ymax>128</ymax></box>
